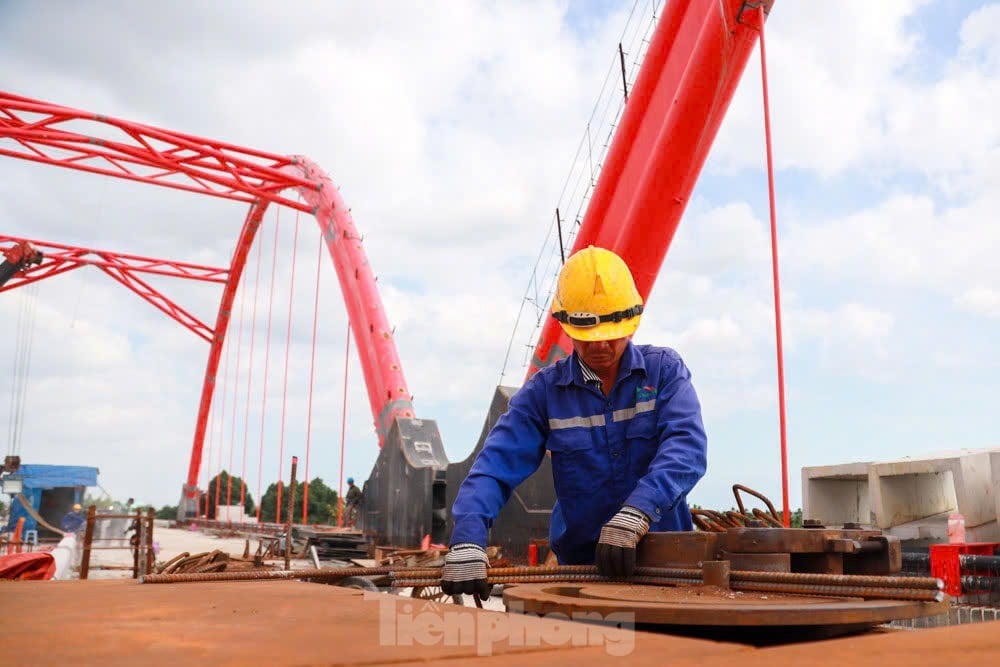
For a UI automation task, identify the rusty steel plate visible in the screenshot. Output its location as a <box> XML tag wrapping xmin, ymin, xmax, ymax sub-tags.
<box><xmin>502</xmin><ymin>582</ymin><xmax>948</xmax><ymax>628</ymax></box>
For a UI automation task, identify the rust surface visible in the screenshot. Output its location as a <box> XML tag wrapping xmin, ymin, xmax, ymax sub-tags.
<box><xmin>725</xmin><ymin>622</ymin><xmax>1000</xmax><ymax>667</ymax></box>
<box><xmin>726</xmin><ymin>527</ymin><xmax>884</xmax><ymax>553</ymax></box>
<box><xmin>3</xmin><ymin>578</ymin><xmax>1000</xmax><ymax>665</ymax></box>
<box><xmin>577</xmin><ymin>584</ymin><xmax>829</xmax><ymax>606</ymax></box>
<box><xmin>638</xmin><ymin>531</ymin><xmax>723</xmax><ymax>566</ymax></box>
<box><xmin>413</xmin><ymin>621</ymin><xmax>1000</xmax><ymax>667</ymax></box>
<box><xmin>639</xmin><ymin>529</ymin><xmax>902</xmax><ymax>576</ymax></box>
<box><xmin>722</xmin><ymin>551</ymin><xmax>792</xmax><ymax>572</ymax></box>
<box><xmin>3</xmin><ymin>579</ymin><xmax>743</xmax><ymax>666</ymax></box>
<box><xmin>503</xmin><ymin>583</ymin><xmax>948</xmax><ymax>626</ymax></box>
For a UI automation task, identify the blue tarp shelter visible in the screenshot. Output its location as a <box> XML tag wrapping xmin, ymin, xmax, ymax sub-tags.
<box><xmin>4</xmin><ymin>464</ymin><xmax>99</xmax><ymax>536</ymax></box>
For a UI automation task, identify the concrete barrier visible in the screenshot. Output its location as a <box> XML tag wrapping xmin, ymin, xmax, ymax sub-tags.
<box><xmin>801</xmin><ymin>461</ymin><xmax>872</xmax><ymax>526</ymax></box>
<box><xmin>871</xmin><ymin>449</ymin><xmax>1000</xmax><ymax>542</ymax></box>
<box><xmin>803</xmin><ymin>448</ymin><xmax>1000</xmax><ymax>541</ymax></box>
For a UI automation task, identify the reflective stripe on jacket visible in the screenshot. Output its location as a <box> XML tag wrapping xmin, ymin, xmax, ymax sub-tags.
<box><xmin>450</xmin><ymin>342</ymin><xmax>707</xmax><ymax>564</ymax></box>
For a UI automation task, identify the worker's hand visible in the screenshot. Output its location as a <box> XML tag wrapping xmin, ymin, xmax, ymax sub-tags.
<box><xmin>596</xmin><ymin>506</ymin><xmax>650</xmax><ymax>578</ymax></box>
<box><xmin>440</xmin><ymin>543</ymin><xmax>492</xmax><ymax>598</ymax></box>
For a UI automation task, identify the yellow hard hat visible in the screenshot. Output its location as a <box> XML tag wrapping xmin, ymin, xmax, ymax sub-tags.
<box><xmin>73</xmin><ymin>503</ymin><xmax>82</xmax><ymax>511</ymax></box>
<box><xmin>551</xmin><ymin>246</ymin><xmax>643</xmax><ymax>341</ymax></box>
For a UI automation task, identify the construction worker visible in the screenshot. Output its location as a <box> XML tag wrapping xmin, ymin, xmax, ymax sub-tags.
<box><xmin>61</xmin><ymin>503</ymin><xmax>86</xmax><ymax>534</ymax></box>
<box><xmin>441</xmin><ymin>246</ymin><xmax>707</xmax><ymax>597</ymax></box>
<box><xmin>344</xmin><ymin>478</ymin><xmax>362</xmax><ymax>526</ymax></box>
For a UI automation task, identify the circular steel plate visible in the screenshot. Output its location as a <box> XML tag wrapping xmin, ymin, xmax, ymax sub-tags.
<box><xmin>502</xmin><ymin>583</ymin><xmax>947</xmax><ymax>628</ymax></box>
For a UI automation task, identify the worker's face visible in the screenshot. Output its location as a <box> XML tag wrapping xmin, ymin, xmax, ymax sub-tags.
<box><xmin>572</xmin><ymin>336</ymin><xmax>629</xmax><ymax>376</ymax></box>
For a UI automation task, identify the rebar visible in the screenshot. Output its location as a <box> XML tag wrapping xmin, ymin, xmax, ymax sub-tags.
<box><xmin>730</xmin><ymin>581</ymin><xmax>944</xmax><ymax>603</ymax></box>
<box><xmin>961</xmin><ymin>554</ymin><xmax>1000</xmax><ymax>575</ymax></box>
<box><xmin>391</xmin><ymin>565</ymin><xmax>941</xmax><ymax>590</ymax></box>
<box><xmin>141</xmin><ymin>561</ymin><xmax>946</xmax><ymax>604</ymax></box>
<box><xmin>393</xmin><ymin>574</ymin><xmax>697</xmax><ymax>588</ymax></box>
<box><xmin>729</xmin><ymin>570</ymin><xmax>943</xmax><ymax>591</ymax></box>
<box><xmin>962</xmin><ymin>575</ymin><xmax>1000</xmax><ymax>593</ymax></box>
<box><xmin>901</xmin><ymin>551</ymin><xmax>930</xmax><ymax>572</ymax></box>
<box><xmin>391</xmin><ymin>574</ymin><xmax>940</xmax><ymax>601</ymax></box>
<box><xmin>140</xmin><ymin>566</ymin><xmax>396</xmax><ymax>584</ymax></box>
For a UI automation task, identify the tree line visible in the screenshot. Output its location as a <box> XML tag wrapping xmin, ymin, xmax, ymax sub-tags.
<box><xmin>157</xmin><ymin>470</ymin><xmax>345</xmax><ymax>525</ymax></box>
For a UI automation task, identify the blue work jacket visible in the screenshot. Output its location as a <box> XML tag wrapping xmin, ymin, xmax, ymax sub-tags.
<box><xmin>61</xmin><ymin>511</ymin><xmax>86</xmax><ymax>533</ymax></box>
<box><xmin>450</xmin><ymin>342</ymin><xmax>707</xmax><ymax>564</ymax></box>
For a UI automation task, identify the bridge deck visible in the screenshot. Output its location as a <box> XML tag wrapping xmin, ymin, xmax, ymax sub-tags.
<box><xmin>5</xmin><ymin>579</ymin><xmax>999</xmax><ymax>666</ymax></box>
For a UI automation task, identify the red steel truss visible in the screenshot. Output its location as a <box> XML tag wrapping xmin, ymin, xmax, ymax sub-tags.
<box><xmin>0</xmin><ymin>92</ymin><xmax>414</xmax><ymax>505</ymax></box>
<box><xmin>0</xmin><ymin>92</ymin><xmax>314</xmax><ymax>212</ymax></box>
<box><xmin>0</xmin><ymin>234</ymin><xmax>227</xmax><ymax>342</ymax></box>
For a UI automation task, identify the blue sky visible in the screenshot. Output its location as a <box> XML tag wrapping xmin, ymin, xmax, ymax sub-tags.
<box><xmin>0</xmin><ymin>1</ymin><xmax>997</xmax><ymax>519</ymax></box>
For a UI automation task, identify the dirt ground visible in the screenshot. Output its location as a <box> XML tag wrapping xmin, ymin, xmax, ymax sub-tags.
<box><xmin>84</xmin><ymin>524</ymin><xmax>284</xmax><ymax>579</ymax></box>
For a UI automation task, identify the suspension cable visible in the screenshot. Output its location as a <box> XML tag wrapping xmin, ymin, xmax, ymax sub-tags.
<box><xmin>226</xmin><ymin>263</ymin><xmax>248</xmax><ymax>511</ymax></box>
<box><xmin>753</xmin><ymin>5</ymin><xmax>791</xmax><ymax>527</ymax></box>
<box><xmin>202</xmin><ymin>405</ymin><xmax>212</xmax><ymax>516</ymax></box>
<box><xmin>206</xmin><ymin>353</ymin><xmax>224</xmax><ymax>517</ymax></box>
<box><xmin>7</xmin><ymin>285</ymin><xmax>27</xmax><ymax>456</ymax></box>
<box><xmin>241</xmin><ymin>219</ymin><xmax>264</xmax><ymax>513</ymax></box>
<box><xmin>213</xmin><ymin>349</ymin><xmax>228</xmax><ymax>517</ymax></box>
<box><xmin>257</xmin><ymin>207</ymin><xmax>281</xmax><ymax>522</ymax></box>
<box><xmin>337</xmin><ymin>323</ymin><xmax>350</xmax><ymax>527</ymax></box>
<box><xmin>6</xmin><ymin>287</ymin><xmax>24</xmax><ymax>455</ymax></box>
<box><xmin>202</xmin><ymin>385</ymin><xmax>215</xmax><ymax>517</ymax></box>
<box><xmin>499</xmin><ymin>0</ymin><xmax>658</xmax><ymax>382</ymax></box>
<box><xmin>214</xmin><ymin>298</ymin><xmax>233</xmax><ymax>518</ymax></box>
<box><xmin>9</xmin><ymin>283</ymin><xmax>38</xmax><ymax>457</ymax></box>
<box><xmin>276</xmin><ymin>208</ymin><xmax>301</xmax><ymax>524</ymax></box>
<box><xmin>302</xmin><ymin>238</ymin><xmax>323</xmax><ymax>525</ymax></box>
<box><xmin>15</xmin><ymin>284</ymin><xmax>39</xmax><ymax>456</ymax></box>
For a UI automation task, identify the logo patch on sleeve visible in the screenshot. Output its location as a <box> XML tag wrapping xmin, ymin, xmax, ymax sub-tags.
<box><xmin>636</xmin><ymin>385</ymin><xmax>656</xmax><ymax>401</ymax></box>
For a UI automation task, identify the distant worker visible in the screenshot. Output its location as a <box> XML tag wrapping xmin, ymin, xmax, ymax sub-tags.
<box><xmin>344</xmin><ymin>478</ymin><xmax>362</xmax><ymax>527</ymax></box>
<box><xmin>121</xmin><ymin>497</ymin><xmax>136</xmax><ymax>547</ymax></box>
<box><xmin>442</xmin><ymin>246</ymin><xmax>708</xmax><ymax>597</ymax></box>
<box><xmin>61</xmin><ymin>503</ymin><xmax>86</xmax><ymax>534</ymax></box>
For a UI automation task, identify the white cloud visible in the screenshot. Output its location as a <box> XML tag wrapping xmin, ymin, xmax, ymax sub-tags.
<box><xmin>784</xmin><ymin>192</ymin><xmax>1000</xmax><ymax>306</ymax></box>
<box><xmin>956</xmin><ymin>286</ymin><xmax>1000</xmax><ymax>319</ymax></box>
<box><xmin>711</xmin><ymin>0</ymin><xmax>1000</xmax><ymax>200</ymax></box>
<box><xmin>787</xmin><ymin>302</ymin><xmax>895</xmax><ymax>373</ymax></box>
<box><xmin>712</xmin><ymin>0</ymin><xmax>930</xmax><ymax>175</ymax></box>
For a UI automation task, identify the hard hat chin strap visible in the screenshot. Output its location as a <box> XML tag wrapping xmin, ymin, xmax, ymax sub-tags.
<box><xmin>551</xmin><ymin>304</ymin><xmax>643</xmax><ymax>328</ymax></box>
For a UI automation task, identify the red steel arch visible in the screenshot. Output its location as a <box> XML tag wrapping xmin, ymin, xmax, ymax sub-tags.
<box><xmin>528</xmin><ymin>0</ymin><xmax>773</xmax><ymax>376</ymax></box>
<box><xmin>0</xmin><ymin>92</ymin><xmax>414</xmax><ymax>503</ymax></box>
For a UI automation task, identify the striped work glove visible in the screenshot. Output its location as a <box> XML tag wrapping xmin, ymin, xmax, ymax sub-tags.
<box><xmin>440</xmin><ymin>543</ymin><xmax>492</xmax><ymax>598</ymax></box>
<box><xmin>596</xmin><ymin>506</ymin><xmax>650</xmax><ymax>578</ymax></box>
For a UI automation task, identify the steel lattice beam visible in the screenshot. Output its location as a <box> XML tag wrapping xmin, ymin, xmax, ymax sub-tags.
<box><xmin>0</xmin><ymin>92</ymin><xmax>315</xmax><ymax>212</ymax></box>
<box><xmin>0</xmin><ymin>235</ymin><xmax>227</xmax><ymax>341</ymax></box>
<box><xmin>0</xmin><ymin>235</ymin><xmax>229</xmax><ymax>285</ymax></box>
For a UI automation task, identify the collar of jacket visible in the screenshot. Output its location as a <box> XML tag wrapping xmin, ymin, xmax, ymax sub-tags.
<box><xmin>554</xmin><ymin>340</ymin><xmax>647</xmax><ymax>387</ymax></box>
